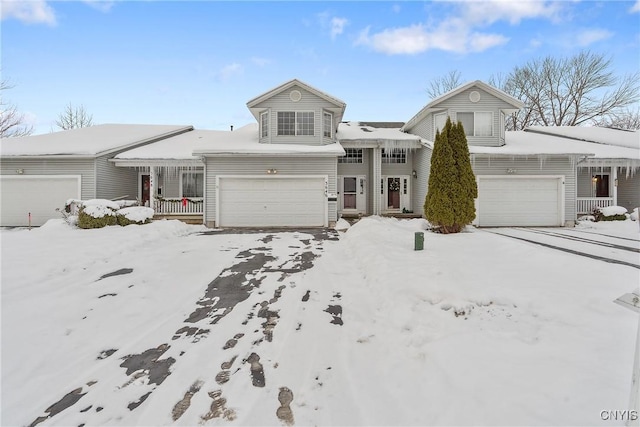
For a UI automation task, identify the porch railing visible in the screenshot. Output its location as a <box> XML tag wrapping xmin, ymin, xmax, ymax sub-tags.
<box><xmin>154</xmin><ymin>198</ymin><xmax>204</xmax><ymax>215</ymax></box>
<box><xmin>577</xmin><ymin>197</ymin><xmax>614</xmax><ymax>214</ymax></box>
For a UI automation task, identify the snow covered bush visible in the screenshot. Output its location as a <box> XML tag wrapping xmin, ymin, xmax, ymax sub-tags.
<box><xmin>593</xmin><ymin>205</ymin><xmax>628</xmax><ymax>222</ymax></box>
<box><xmin>631</xmin><ymin>208</ymin><xmax>639</xmax><ymax>222</ymax></box>
<box><xmin>116</xmin><ymin>207</ymin><xmax>154</xmax><ymax>226</ymax></box>
<box><xmin>77</xmin><ymin>204</ymin><xmax>118</xmax><ymax>229</ymax></box>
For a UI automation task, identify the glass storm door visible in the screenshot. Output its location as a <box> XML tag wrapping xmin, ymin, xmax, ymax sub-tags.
<box><xmin>141</xmin><ymin>175</ymin><xmax>150</xmax><ymax>206</ymax></box>
<box><xmin>343</xmin><ymin>177</ymin><xmax>357</xmax><ymax>209</ymax></box>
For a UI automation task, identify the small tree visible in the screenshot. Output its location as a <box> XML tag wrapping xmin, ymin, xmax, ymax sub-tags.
<box><xmin>56</xmin><ymin>103</ymin><xmax>93</xmax><ymax>130</ymax></box>
<box><xmin>424</xmin><ymin>117</ymin><xmax>477</xmax><ymax>233</ymax></box>
<box><xmin>1</xmin><ymin>79</ymin><xmax>33</xmax><ymax>138</ymax></box>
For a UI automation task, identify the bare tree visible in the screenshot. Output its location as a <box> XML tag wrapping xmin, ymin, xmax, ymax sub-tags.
<box><xmin>56</xmin><ymin>103</ymin><xmax>93</xmax><ymax>130</ymax></box>
<box><xmin>593</xmin><ymin>108</ymin><xmax>640</xmax><ymax>130</ymax></box>
<box><xmin>491</xmin><ymin>51</ymin><xmax>640</xmax><ymax>130</ymax></box>
<box><xmin>426</xmin><ymin>70</ymin><xmax>462</xmax><ymax>100</ymax></box>
<box><xmin>1</xmin><ymin>79</ymin><xmax>34</xmax><ymax>138</ymax></box>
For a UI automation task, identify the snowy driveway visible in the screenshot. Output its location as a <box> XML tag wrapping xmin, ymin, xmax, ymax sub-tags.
<box><xmin>2</xmin><ymin>218</ymin><xmax>639</xmax><ymax>426</ymax></box>
<box><xmin>482</xmin><ymin>225</ymin><xmax>640</xmax><ymax>269</ymax></box>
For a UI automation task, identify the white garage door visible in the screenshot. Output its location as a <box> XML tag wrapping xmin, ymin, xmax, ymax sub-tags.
<box><xmin>218</xmin><ymin>176</ymin><xmax>327</xmax><ymax>227</ymax></box>
<box><xmin>1</xmin><ymin>176</ymin><xmax>81</xmax><ymax>227</ymax></box>
<box><xmin>477</xmin><ymin>176</ymin><xmax>564</xmax><ymax>227</ymax></box>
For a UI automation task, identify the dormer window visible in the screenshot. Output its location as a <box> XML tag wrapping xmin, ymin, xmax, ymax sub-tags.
<box><xmin>260</xmin><ymin>111</ymin><xmax>269</xmax><ymax>138</ymax></box>
<box><xmin>434</xmin><ymin>112</ymin><xmax>447</xmax><ymax>133</ymax></box>
<box><xmin>277</xmin><ymin>111</ymin><xmax>314</xmax><ymax>136</ymax></box>
<box><xmin>323</xmin><ymin>112</ymin><xmax>333</xmax><ymax>138</ymax></box>
<box><xmin>457</xmin><ymin>112</ymin><xmax>493</xmax><ymax>137</ymax></box>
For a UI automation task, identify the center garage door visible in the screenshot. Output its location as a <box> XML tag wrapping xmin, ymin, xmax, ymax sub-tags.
<box><xmin>217</xmin><ymin>176</ymin><xmax>327</xmax><ymax>227</ymax></box>
<box><xmin>0</xmin><ymin>175</ymin><xmax>81</xmax><ymax>227</ymax></box>
<box><xmin>476</xmin><ymin>176</ymin><xmax>564</xmax><ymax>227</ymax></box>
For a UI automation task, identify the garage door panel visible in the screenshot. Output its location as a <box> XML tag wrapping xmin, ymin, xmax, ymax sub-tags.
<box><xmin>477</xmin><ymin>177</ymin><xmax>562</xmax><ymax>227</ymax></box>
<box><xmin>1</xmin><ymin>176</ymin><xmax>81</xmax><ymax>227</ymax></box>
<box><xmin>218</xmin><ymin>177</ymin><xmax>327</xmax><ymax>227</ymax></box>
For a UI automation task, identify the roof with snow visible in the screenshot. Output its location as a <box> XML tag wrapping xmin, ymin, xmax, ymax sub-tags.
<box><xmin>337</xmin><ymin>122</ymin><xmax>424</xmax><ymax>145</ymax></box>
<box><xmin>525</xmin><ymin>126</ymin><xmax>640</xmax><ymax>150</ymax></box>
<box><xmin>0</xmin><ymin>124</ymin><xmax>192</xmax><ymax>158</ymax></box>
<box><xmin>402</xmin><ymin>80</ymin><xmax>524</xmax><ymax>132</ymax></box>
<box><xmin>465</xmin><ymin>130</ymin><xmax>639</xmax><ymax>164</ymax></box>
<box><xmin>115</xmin><ymin>124</ymin><xmax>345</xmax><ymax>161</ymax></box>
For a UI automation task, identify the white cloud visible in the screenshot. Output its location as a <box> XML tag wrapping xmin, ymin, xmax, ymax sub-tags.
<box><xmin>317</xmin><ymin>11</ymin><xmax>349</xmax><ymax>39</ymax></box>
<box><xmin>355</xmin><ymin>21</ymin><xmax>507</xmax><ymax>55</ymax></box>
<box><xmin>216</xmin><ymin>63</ymin><xmax>243</xmax><ymax>81</ymax></box>
<box><xmin>575</xmin><ymin>28</ymin><xmax>613</xmax><ymax>47</ymax></box>
<box><xmin>631</xmin><ymin>0</ymin><xmax>640</xmax><ymax>13</ymax></box>
<box><xmin>330</xmin><ymin>16</ymin><xmax>348</xmax><ymax>40</ymax></box>
<box><xmin>82</xmin><ymin>1</ymin><xmax>116</xmax><ymax>13</ymax></box>
<box><xmin>392</xmin><ymin>4</ymin><xmax>401</xmax><ymax>14</ymax></box>
<box><xmin>1</xmin><ymin>0</ymin><xmax>56</xmax><ymax>26</ymax></box>
<box><xmin>355</xmin><ymin>1</ymin><xmax>562</xmax><ymax>55</ymax></box>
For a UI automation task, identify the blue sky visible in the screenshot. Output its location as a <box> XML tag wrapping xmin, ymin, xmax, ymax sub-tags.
<box><xmin>2</xmin><ymin>0</ymin><xmax>640</xmax><ymax>135</ymax></box>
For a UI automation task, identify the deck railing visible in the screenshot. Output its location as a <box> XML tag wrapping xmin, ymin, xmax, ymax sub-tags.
<box><xmin>577</xmin><ymin>197</ymin><xmax>614</xmax><ymax>214</ymax></box>
<box><xmin>154</xmin><ymin>198</ymin><xmax>204</xmax><ymax>215</ymax></box>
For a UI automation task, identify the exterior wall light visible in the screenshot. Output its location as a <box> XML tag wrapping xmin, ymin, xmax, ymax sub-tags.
<box><xmin>16</xmin><ymin>169</ymin><xmax>24</xmax><ymax>174</ymax></box>
<box><xmin>506</xmin><ymin>168</ymin><xmax>517</xmax><ymax>174</ymax></box>
<box><xmin>266</xmin><ymin>169</ymin><xmax>278</xmax><ymax>174</ymax></box>
<box><xmin>412</xmin><ymin>170</ymin><xmax>417</xmax><ymax>178</ymax></box>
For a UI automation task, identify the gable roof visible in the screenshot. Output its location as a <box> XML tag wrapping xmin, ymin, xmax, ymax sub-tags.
<box><xmin>401</xmin><ymin>80</ymin><xmax>524</xmax><ymax>132</ymax></box>
<box><xmin>0</xmin><ymin>124</ymin><xmax>193</xmax><ymax>158</ymax></box>
<box><xmin>246</xmin><ymin>78</ymin><xmax>346</xmax><ymax>109</ymax></box>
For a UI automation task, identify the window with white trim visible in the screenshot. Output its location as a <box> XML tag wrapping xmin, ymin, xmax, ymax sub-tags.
<box><xmin>434</xmin><ymin>112</ymin><xmax>447</xmax><ymax>134</ymax></box>
<box><xmin>277</xmin><ymin>111</ymin><xmax>314</xmax><ymax>136</ymax></box>
<box><xmin>260</xmin><ymin>111</ymin><xmax>269</xmax><ymax>138</ymax></box>
<box><xmin>457</xmin><ymin>112</ymin><xmax>493</xmax><ymax>137</ymax></box>
<box><xmin>338</xmin><ymin>148</ymin><xmax>363</xmax><ymax>164</ymax></box>
<box><xmin>382</xmin><ymin>148</ymin><xmax>406</xmax><ymax>164</ymax></box>
<box><xmin>181</xmin><ymin>172</ymin><xmax>204</xmax><ymax>198</ymax></box>
<box><xmin>323</xmin><ymin>112</ymin><xmax>332</xmax><ymax>138</ymax></box>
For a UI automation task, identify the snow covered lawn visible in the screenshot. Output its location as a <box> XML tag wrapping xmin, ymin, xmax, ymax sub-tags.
<box><xmin>1</xmin><ymin>217</ymin><xmax>638</xmax><ymax>426</ymax></box>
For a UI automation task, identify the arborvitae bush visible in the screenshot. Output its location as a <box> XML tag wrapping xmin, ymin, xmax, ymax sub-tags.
<box><xmin>424</xmin><ymin>117</ymin><xmax>477</xmax><ymax>233</ymax></box>
<box><xmin>77</xmin><ymin>207</ymin><xmax>117</xmax><ymax>229</ymax></box>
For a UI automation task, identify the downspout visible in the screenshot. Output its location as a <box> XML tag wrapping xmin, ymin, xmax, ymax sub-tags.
<box><xmin>372</xmin><ymin>146</ymin><xmax>382</xmax><ymax>215</ymax></box>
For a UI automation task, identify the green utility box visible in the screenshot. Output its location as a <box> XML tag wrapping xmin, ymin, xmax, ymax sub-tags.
<box><xmin>414</xmin><ymin>231</ymin><xmax>424</xmax><ymax>251</ymax></box>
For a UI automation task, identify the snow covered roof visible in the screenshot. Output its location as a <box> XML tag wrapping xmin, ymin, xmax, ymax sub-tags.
<box><xmin>0</xmin><ymin>124</ymin><xmax>192</xmax><ymax>158</ymax></box>
<box><xmin>402</xmin><ymin>80</ymin><xmax>524</xmax><ymax>132</ymax></box>
<box><xmin>115</xmin><ymin>124</ymin><xmax>345</xmax><ymax>160</ymax></box>
<box><xmin>337</xmin><ymin>122</ymin><xmax>424</xmax><ymax>146</ymax></box>
<box><xmin>467</xmin><ymin>130</ymin><xmax>639</xmax><ymax>162</ymax></box>
<box><xmin>525</xmin><ymin>126</ymin><xmax>640</xmax><ymax>150</ymax></box>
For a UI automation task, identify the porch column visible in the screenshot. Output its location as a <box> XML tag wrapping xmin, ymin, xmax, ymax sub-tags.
<box><xmin>150</xmin><ymin>166</ymin><xmax>157</xmax><ymax>210</ymax></box>
<box><xmin>612</xmin><ymin>167</ymin><xmax>618</xmax><ymax>206</ymax></box>
<box><xmin>372</xmin><ymin>147</ymin><xmax>382</xmax><ymax>215</ymax></box>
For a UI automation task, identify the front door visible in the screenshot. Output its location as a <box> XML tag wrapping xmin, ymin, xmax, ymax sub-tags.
<box><xmin>141</xmin><ymin>174</ymin><xmax>150</xmax><ymax>206</ymax></box>
<box><xmin>381</xmin><ymin>175</ymin><xmax>410</xmax><ymax>212</ymax></box>
<box><xmin>594</xmin><ymin>174</ymin><xmax>610</xmax><ymax>197</ymax></box>
<box><xmin>338</xmin><ymin>175</ymin><xmax>366</xmax><ymax>214</ymax></box>
<box><xmin>387</xmin><ymin>177</ymin><xmax>401</xmax><ymax>209</ymax></box>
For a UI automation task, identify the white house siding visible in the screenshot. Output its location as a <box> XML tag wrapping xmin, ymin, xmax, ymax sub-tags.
<box><xmin>472</xmin><ymin>156</ymin><xmax>577</xmax><ymax>224</ymax></box>
<box><xmin>204</xmin><ymin>156</ymin><xmax>337</xmax><ymax>227</ymax></box>
<box><xmin>617</xmin><ymin>171</ymin><xmax>640</xmax><ymax>211</ymax></box>
<box><xmin>408</xmin><ymin>88</ymin><xmax>513</xmax><ymax>146</ymax></box>
<box><xmin>253</xmin><ymin>84</ymin><xmax>339</xmax><ymax>146</ymax></box>
<box><xmin>94</xmin><ymin>154</ymin><xmax>138</xmax><ymax>200</ymax></box>
<box><xmin>412</xmin><ymin>146</ymin><xmax>432</xmax><ymax>215</ymax></box>
<box><xmin>0</xmin><ymin>158</ymin><xmax>96</xmax><ymax>199</ymax></box>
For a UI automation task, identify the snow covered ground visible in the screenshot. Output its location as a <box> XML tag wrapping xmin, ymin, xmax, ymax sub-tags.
<box><xmin>1</xmin><ymin>217</ymin><xmax>638</xmax><ymax>426</ymax></box>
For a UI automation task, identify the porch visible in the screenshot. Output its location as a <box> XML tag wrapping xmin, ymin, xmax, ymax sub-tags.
<box><xmin>576</xmin><ymin>197</ymin><xmax>614</xmax><ymax>215</ymax></box>
<box><xmin>153</xmin><ymin>197</ymin><xmax>204</xmax><ymax>224</ymax></box>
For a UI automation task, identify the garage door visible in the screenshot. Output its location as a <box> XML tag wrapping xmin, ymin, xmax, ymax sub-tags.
<box><xmin>1</xmin><ymin>176</ymin><xmax>81</xmax><ymax>227</ymax></box>
<box><xmin>477</xmin><ymin>176</ymin><xmax>563</xmax><ymax>227</ymax></box>
<box><xmin>217</xmin><ymin>176</ymin><xmax>327</xmax><ymax>227</ymax></box>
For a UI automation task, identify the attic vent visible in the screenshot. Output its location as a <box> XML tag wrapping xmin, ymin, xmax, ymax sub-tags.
<box><xmin>360</xmin><ymin>127</ymin><xmax>373</xmax><ymax>132</ymax></box>
<box><xmin>290</xmin><ymin>90</ymin><xmax>302</xmax><ymax>102</ymax></box>
<box><xmin>469</xmin><ymin>91</ymin><xmax>481</xmax><ymax>103</ymax></box>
